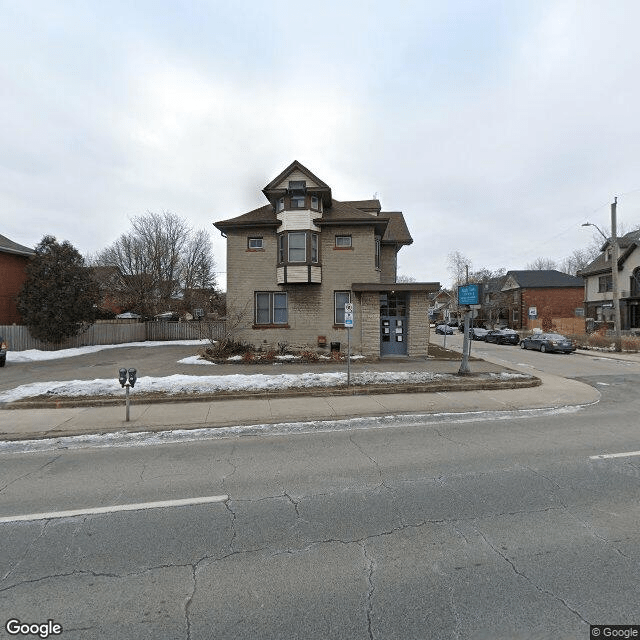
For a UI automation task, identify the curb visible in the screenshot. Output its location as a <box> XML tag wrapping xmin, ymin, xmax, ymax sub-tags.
<box><xmin>2</xmin><ymin>375</ymin><xmax>540</xmax><ymax>410</ymax></box>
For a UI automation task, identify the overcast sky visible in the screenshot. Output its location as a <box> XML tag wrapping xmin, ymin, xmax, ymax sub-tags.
<box><xmin>2</xmin><ymin>0</ymin><xmax>640</xmax><ymax>290</ymax></box>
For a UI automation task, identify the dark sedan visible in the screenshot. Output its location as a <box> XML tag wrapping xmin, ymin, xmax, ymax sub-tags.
<box><xmin>435</xmin><ymin>324</ymin><xmax>454</xmax><ymax>335</ymax></box>
<box><xmin>470</xmin><ymin>327</ymin><xmax>489</xmax><ymax>341</ymax></box>
<box><xmin>520</xmin><ymin>332</ymin><xmax>576</xmax><ymax>353</ymax></box>
<box><xmin>485</xmin><ymin>329</ymin><xmax>520</xmax><ymax>345</ymax></box>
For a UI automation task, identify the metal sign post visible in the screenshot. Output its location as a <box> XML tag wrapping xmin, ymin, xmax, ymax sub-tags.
<box><xmin>345</xmin><ymin>303</ymin><xmax>354</xmax><ymax>387</ymax></box>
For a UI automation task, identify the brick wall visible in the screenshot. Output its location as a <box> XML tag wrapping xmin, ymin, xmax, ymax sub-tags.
<box><xmin>408</xmin><ymin>292</ymin><xmax>429</xmax><ymax>356</ymax></box>
<box><xmin>0</xmin><ymin>253</ymin><xmax>30</xmax><ymax>324</ymax></box>
<box><xmin>519</xmin><ymin>287</ymin><xmax>584</xmax><ymax>329</ymax></box>
<box><xmin>225</xmin><ymin>224</ymin><xmax>382</xmax><ymax>352</ymax></box>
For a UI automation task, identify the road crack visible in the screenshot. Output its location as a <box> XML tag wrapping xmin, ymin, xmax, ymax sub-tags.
<box><xmin>474</xmin><ymin>525</ymin><xmax>590</xmax><ymax>626</ymax></box>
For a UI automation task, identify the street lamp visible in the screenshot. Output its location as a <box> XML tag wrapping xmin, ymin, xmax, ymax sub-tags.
<box><xmin>581</xmin><ymin>198</ymin><xmax>622</xmax><ymax>351</ymax></box>
<box><xmin>581</xmin><ymin>222</ymin><xmax>608</xmax><ymax>240</ymax></box>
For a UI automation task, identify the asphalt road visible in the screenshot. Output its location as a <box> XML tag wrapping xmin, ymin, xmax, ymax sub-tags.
<box><xmin>1</xmin><ymin>346</ymin><xmax>639</xmax><ymax>639</ymax></box>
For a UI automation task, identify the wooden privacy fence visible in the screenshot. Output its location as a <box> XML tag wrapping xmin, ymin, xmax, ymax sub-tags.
<box><xmin>0</xmin><ymin>321</ymin><xmax>226</xmax><ymax>351</ymax></box>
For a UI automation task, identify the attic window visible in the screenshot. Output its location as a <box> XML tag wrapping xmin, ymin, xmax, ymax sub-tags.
<box><xmin>605</xmin><ymin>249</ymin><xmax>612</xmax><ymax>261</ymax></box>
<box><xmin>277</xmin><ymin>197</ymin><xmax>284</xmax><ymax>212</ymax></box>
<box><xmin>288</xmin><ymin>180</ymin><xmax>306</xmax><ymax>191</ymax></box>
<box><xmin>311</xmin><ymin>195</ymin><xmax>319</xmax><ymax>210</ymax></box>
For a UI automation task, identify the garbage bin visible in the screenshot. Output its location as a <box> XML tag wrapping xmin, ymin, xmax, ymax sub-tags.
<box><xmin>330</xmin><ymin>341</ymin><xmax>340</xmax><ymax>353</ymax></box>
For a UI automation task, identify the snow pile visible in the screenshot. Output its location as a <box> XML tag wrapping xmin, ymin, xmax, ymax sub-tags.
<box><xmin>0</xmin><ymin>370</ymin><xmax>458</xmax><ymax>403</ymax></box>
<box><xmin>7</xmin><ymin>340</ymin><xmax>210</xmax><ymax>363</ymax></box>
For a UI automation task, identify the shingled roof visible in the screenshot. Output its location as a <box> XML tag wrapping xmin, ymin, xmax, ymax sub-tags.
<box><xmin>214</xmin><ymin>164</ymin><xmax>412</xmax><ymax>245</ymax></box>
<box><xmin>504</xmin><ymin>270</ymin><xmax>583</xmax><ymax>289</ymax></box>
<box><xmin>579</xmin><ymin>229</ymin><xmax>640</xmax><ymax>276</ymax></box>
<box><xmin>0</xmin><ymin>234</ymin><xmax>35</xmax><ymax>257</ymax></box>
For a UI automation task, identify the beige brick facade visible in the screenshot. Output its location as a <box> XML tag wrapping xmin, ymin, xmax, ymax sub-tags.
<box><xmin>215</xmin><ymin>161</ymin><xmax>439</xmax><ymax>357</ymax></box>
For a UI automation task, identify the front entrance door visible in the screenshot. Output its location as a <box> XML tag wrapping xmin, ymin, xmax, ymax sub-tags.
<box><xmin>380</xmin><ymin>292</ymin><xmax>408</xmax><ymax>356</ymax></box>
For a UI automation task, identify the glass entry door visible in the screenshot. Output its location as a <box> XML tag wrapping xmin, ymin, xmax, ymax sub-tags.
<box><xmin>380</xmin><ymin>292</ymin><xmax>408</xmax><ymax>356</ymax></box>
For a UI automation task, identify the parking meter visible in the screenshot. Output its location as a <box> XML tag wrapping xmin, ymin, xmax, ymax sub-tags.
<box><xmin>118</xmin><ymin>368</ymin><xmax>128</xmax><ymax>387</ymax></box>
<box><xmin>128</xmin><ymin>368</ymin><xmax>137</xmax><ymax>388</ymax></box>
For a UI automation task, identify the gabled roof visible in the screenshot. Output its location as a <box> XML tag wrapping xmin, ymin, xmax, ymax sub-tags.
<box><xmin>262</xmin><ymin>160</ymin><xmax>332</xmax><ymax>206</ymax></box>
<box><xmin>579</xmin><ymin>229</ymin><xmax>640</xmax><ymax>276</ymax></box>
<box><xmin>0</xmin><ymin>233</ymin><xmax>35</xmax><ymax>257</ymax></box>
<box><xmin>214</xmin><ymin>163</ymin><xmax>411</xmax><ymax>243</ymax></box>
<box><xmin>503</xmin><ymin>270</ymin><xmax>583</xmax><ymax>289</ymax></box>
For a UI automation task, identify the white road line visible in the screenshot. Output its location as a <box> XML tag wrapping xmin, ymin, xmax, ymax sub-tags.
<box><xmin>589</xmin><ymin>451</ymin><xmax>640</xmax><ymax>460</ymax></box>
<box><xmin>0</xmin><ymin>495</ymin><xmax>229</xmax><ymax>524</ymax></box>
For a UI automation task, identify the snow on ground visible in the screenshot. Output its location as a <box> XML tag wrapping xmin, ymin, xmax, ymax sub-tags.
<box><xmin>0</xmin><ymin>370</ymin><xmax>530</xmax><ymax>403</ymax></box>
<box><xmin>0</xmin><ymin>339</ymin><xmax>531</xmax><ymax>404</ymax></box>
<box><xmin>6</xmin><ymin>340</ymin><xmax>210</xmax><ymax>363</ymax></box>
<box><xmin>177</xmin><ymin>356</ymin><xmax>217</xmax><ymax>365</ymax></box>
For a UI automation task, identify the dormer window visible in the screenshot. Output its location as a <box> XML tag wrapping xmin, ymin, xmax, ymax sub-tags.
<box><xmin>311</xmin><ymin>195</ymin><xmax>319</xmax><ymax>210</ymax></box>
<box><xmin>605</xmin><ymin>248</ymin><xmax>612</xmax><ymax>261</ymax></box>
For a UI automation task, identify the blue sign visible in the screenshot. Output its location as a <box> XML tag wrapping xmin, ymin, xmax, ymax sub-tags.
<box><xmin>458</xmin><ymin>284</ymin><xmax>482</xmax><ymax>305</ymax></box>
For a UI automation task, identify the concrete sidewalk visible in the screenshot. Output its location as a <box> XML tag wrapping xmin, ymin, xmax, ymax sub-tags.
<box><xmin>0</xmin><ymin>364</ymin><xmax>599</xmax><ymax>441</ymax></box>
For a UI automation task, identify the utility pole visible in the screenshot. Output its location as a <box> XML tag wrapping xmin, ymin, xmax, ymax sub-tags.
<box><xmin>611</xmin><ymin>197</ymin><xmax>622</xmax><ymax>351</ymax></box>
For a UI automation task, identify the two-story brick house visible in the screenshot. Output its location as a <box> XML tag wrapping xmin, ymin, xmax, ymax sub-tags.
<box><xmin>214</xmin><ymin>161</ymin><xmax>439</xmax><ymax>357</ymax></box>
<box><xmin>500</xmin><ymin>270</ymin><xmax>584</xmax><ymax>330</ymax></box>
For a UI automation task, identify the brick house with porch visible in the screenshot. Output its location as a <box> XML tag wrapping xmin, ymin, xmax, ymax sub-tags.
<box><xmin>0</xmin><ymin>234</ymin><xmax>35</xmax><ymax>324</ymax></box>
<box><xmin>214</xmin><ymin>161</ymin><xmax>439</xmax><ymax>357</ymax></box>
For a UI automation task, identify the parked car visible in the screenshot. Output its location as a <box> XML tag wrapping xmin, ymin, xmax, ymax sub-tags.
<box><xmin>0</xmin><ymin>336</ymin><xmax>7</xmax><ymax>367</ymax></box>
<box><xmin>520</xmin><ymin>333</ymin><xmax>576</xmax><ymax>353</ymax></box>
<box><xmin>435</xmin><ymin>324</ymin><xmax>454</xmax><ymax>335</ymax></box>
<box><xmin>485</xmin><ymin>329</ymin><xmax>521</xmax><ymax>345</ymax></box>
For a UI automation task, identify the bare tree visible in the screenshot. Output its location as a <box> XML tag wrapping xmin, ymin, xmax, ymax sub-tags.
<box><xmin>396</xmin><ymin>274</ymin><xmax>416</xmax><ymax>283</ymax></box>
<box><xmin>447</xmin><ymin>251</ymin><xmax>472</xmax><ymax>288</ymax></box>
<box><xmin>526</xmin><ymin>257</ymin><xmax>558</xmax><ymax>270</ymax></box>
<box><xmin>558</xmin><ymin>248</ymin><xmax>597</xmax><ymax>276</ymax></box>
<box><xmin>95</xmin><ymin>211</ymin><xmax>218</xmax><ymax>317</ymax></box>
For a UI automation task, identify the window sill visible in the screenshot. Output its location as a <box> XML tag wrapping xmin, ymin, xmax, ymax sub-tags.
<box><xmin>246</xmin><ymin>249</ymin><xmax>265</xmax><ymax>252</ymax></box>
<box><xmin>332</xmin><ymin>324</ymin><xmax>348</xmax><ymax>329</ymax></box>
<box><xmin>253</xmin><ymin>324</ymin><xmax>290</xmax><ymax>330</ymax></box>
<box><xmin>333</xmin><ymin>247</ymin><xmax>353</xmax><ymax>251</ymax></box>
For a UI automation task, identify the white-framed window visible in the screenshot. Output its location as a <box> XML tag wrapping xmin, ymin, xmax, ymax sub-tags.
<box><xmin>248</xmin><ymin>237</ymin><xmax>263</xmax><ymax>250</ymax></box>
<box><xmin>335</xmin><ymin>291</ymin><xmax>351</xmax><ymax>325</ymax></box>
<box><xmin>311</xmin><ymin>195</ymin><xmax>319</xmax><ymax>210</ymax></box>
<box><xmin>291</xmin><ymin>195</ymin><xmax>305</xmax><ymax>209</ymax></box>
<box><xmin>288</xmin><ymin>232</ymin><xmax>306</xmax><ymax>262</ymax></box>
<box><xmin>277</xmin><ymin>197</ymin><xmax>284</xmax><ymax>213</ymax></box>
<box><xmin>255</xmin><ymin>292</ymin><xmax>288</xmax><ymax>325</ymax></box>
<box><xmin>335</xmin><ymin>235</ymin><xmax>352</xmax><ymax>248</ymax></box>
<box><xmin>278</xmin><ymin>234</ymin><xmax>286</xmax><ymax>263</ymax></box>
<box><xmin>311</xmin><ymin>234</ymin><xmax>319</xmax><ymax>263</ymax></box>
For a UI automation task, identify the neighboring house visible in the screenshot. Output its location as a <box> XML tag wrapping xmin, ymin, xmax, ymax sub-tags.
<box><xmin>0</xmin><ymin>234</ymin><xmax>35</xmax><ymax>324</ymax></box>
<box><xmin>429</xmin><ymin>289</ymin><xmax>455</xmax><ymax>323</ymax></box>
<box><xmin>214</xmin><ymin>160</ymin><xmax>439</xmax><ymax>356</ymax></box>
<box><xmin>500</xmin><ymin>270</ymin><xmax>584</xmax><ymax>330</ymax></box>
<box><xmin>578</xmin><ymin>229</ymin><xmax>640</xmax><ymax>330</ymax></box>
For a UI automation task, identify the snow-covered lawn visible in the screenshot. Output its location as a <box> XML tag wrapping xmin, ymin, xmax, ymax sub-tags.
<box><xmin>6</xmin><ymin>340</ymin><xmax>210</xmax><ymax>363</ymax></box>
<box><xmin>0</xmin><ymin>340</ymin><xmax>531</xmax><ymax>404</ymax></box>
